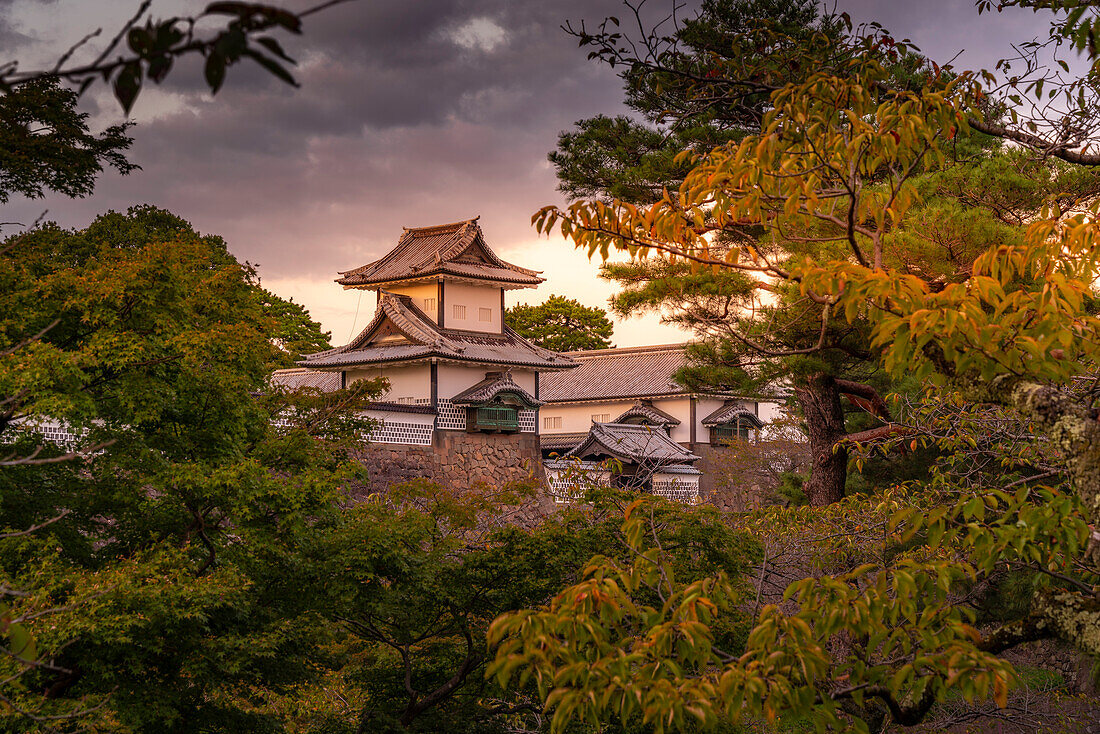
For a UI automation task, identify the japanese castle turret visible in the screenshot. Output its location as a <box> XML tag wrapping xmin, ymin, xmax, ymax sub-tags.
<box><xmin>293</xmin><ymin>218</ymin><xmax>576</xmax><ymax>453</ymax></box>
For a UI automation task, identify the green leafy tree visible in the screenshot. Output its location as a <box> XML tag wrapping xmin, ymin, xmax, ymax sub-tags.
<box><xmin>548</xmin><ymin>0</ymin><xmax>939</xmax><ymax>506</ymax></box>
<box><xmin>282</xmin><ymin>480</ymin><xmax>758</xmax><ymax>733</ymax></box>
<box><xmin>0</xmin><ymin>207</ymin><xmax>379</xmax><ymax>728</ymax></box>
<box><xmin>0</xmin><ymin>4</ymin><xmax>354</xmax><ymax>724</ymax></box>
<box><xmin>0</xmin><ymin>79</ymin><xmax>136</xmax><ymax>203</ymax></box>
<box><xmin>548</xmin><ymin>0</ymin><xmax>1100</xmax><ymax>507</ymax></box>
<box><xmin>1</xmin><ymin>1</ymin><xmax>346</xmax><ymax>114</ymax></box>
<box><xmin>492</xmin><ymin>2</ymin><xmax>1100</xmax><ymax>731</ymax></box>
<box><xmin>505</xmin><ymin>294</ymin><xmax>614</xmax><ymax>352</ymax></box>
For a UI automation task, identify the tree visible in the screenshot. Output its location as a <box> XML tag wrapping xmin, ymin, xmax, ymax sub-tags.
<box><xmin>549</xmin><ymin>0</ymin><xmax>940</xmax><ymax>506</ymax></box>
<box><xmin>505</xmin><ymin>294</ymin><xmax>614</xmax><ymax>352</ymax></box>
<box><xmin>0</xmin><ymin>207</ymin><xmax>380</xmax><ymax>728</ymax></box>
<box><xmin>0</xmin><ymin>4</ymin><xmax>355</xmax><ymax>725</ymax></box>
<box><xmin>1</xmin><ymin>1</ymin><xmax>350</xmax><ymax>115</ymax></box>
<box><xmin>491</xmin><ymin>2</ymin><xmax>1100</xmax><ymax>731</ymax></box>
<box><xmin>293</xmin><ymin>479</ymin><xmax>758</xmax><ymax>733</ymax></box>
<box><xmin>0</xmin><ymin>79</ymin><xmax>136</xmax><ymax>204</ymax></box>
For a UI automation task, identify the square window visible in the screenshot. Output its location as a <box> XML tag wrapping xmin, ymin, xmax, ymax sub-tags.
<box><xmin>453</xmin><ymin>304</ymin><xmax>466</xmax><ymax>319</ymax></box>
<box><xmin>543</xmin><ymin>416</ymin><xmax>562</xmax><ymax>429</ymax></box>
<box><xmin>479</xmin><ymin>307</ymin><xmax>492</xmax><ymax>322</ymax></box>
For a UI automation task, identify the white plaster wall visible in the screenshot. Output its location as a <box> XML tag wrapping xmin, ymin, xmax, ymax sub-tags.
<box><xmin>437</xmin><ymin>364</ymin><xmax>537</xmax><ymax>399</ymax></box>
<box><xmin>645</xmin><ymin>397</ymin><xmax>687</xmax><ymax>443</ymax></box>
<box><xmin>347</xmin><ymin>364</ymin><xmax>431</xmax><ymax>402</ymax></box>
<box><xmin>757</xmin><ymin>400</ymin><xmax>784</xmax><ymax>424</ymax></box>
<box><xmin>540</xmin><ymin>401</ymin><xmax>636</xmax><ymax>433</ymax></box>
<box><xmin>387</xmin><ymin>282</ymin><xmax>439</xmax><ymax>324</ymax></box>
<box><xmin>692</xmin><ymin>397</ymin><xmax>727</xmax><ymax>445</ymax></box>
<box><xmin>438</xmin><ymin>364</ymin><xmax>489</xmax><ymax>398</ymax></box>
<box><xmin>443</xmin><ymin>282</ymin><xmax>501</xmax><ymax>332</ymax></box>
<box><xmin>511</xmin><ymin>369</ymin><xmax>536</xmax><ymax>393</ymax></box>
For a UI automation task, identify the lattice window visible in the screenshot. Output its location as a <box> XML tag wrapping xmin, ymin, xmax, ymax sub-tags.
<box><xmin>436</xmin><ymin>399</ymin><xmax>466</xmax><ymax>430</ymax></box>
<box><xmin>543</xmin><ymin>415</ymin><xmax>561</xmax><ymax>430</ymax></box>
<box><xmin>368</xmin><ymin>420</ymin><xmax>433</xmax><ymax>446</ymax></box>
<box><xmin>547</xmin><ymin>475</ymin><xmax>584</xmax><ymax>504</ymax></box>
<box><xmin>19</xmin><ymin>420</ymin><xmax>84</xmax><ymax>451</ymax></box>
<box><xmin>652</xmin><ymin>479</ymin><xmax>700</xmax><ymax>504</ymax></box>
<box><xmin>518</xmin><ymin>409</ymin><xmax>536</xmax><ymax>433</ymax></box>
<box><xmin>544</xmin><ymin>463</ymin><xmax>610</xmax><ymax>504</ymax></box>
<box><xmin>479</xmin><ymin>307</ymin><xmax>492</xmax><ymax>322</ymax></box>
<box><xmin>453</xmin><ymin>304</ymin><xmax>466</xmax><ymax>320</ymax></box>
<box><xmin>591</xmin><ymin>413</ymin><xmax>610</xmax><ymax>423</ymax></box>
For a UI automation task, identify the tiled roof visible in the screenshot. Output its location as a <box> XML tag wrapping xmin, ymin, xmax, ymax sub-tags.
<box><xmin>540</xmin><ymin>432</ymin><xmax>589</xmax><ymax>454</ymax></box>
<box><xmin>299</xmin><ymin>293</ymin><xmax>576</xmax><ymax>371</ymax></box>
<box><xmin>364</xmin><ymin>402</ymin><xmax>437</xmax><ymax>415</ymax></box>
<box><xmin>451</xmin><ymin>371</ymin><xmax>542</xmax><ymax>407</ymax></box>
<box><xmin>540</xmin><ymin>344</ymin><xmax>689</xmax><ymax>402</ymax></box>
<box><xmin>336</xmin><ymin>219</ymin><xmax>543</xmax><ymax>288</ymax></box>
<box><xmin>568</xmin><ymin>422</ymin><xmax>699</xmax><ymax>465</ymax></box>
<box><xmin>655</xmin><ymin>464</ymin><xmax>702</xmax><ymax>476</ymax></box>
<box><xmin>270</xmin><ymin>368</ymin><xmax>342</xmax><ymax>391</ymax></box>
<box><xmin>613</xmin><ymin>399</ymin><xmax>681</xmax><ymax>426</ymax></box>
<box><xmin>701</xmin><ymin>401</ymin><xmax>765</xmax><ymax>428</ymax></box>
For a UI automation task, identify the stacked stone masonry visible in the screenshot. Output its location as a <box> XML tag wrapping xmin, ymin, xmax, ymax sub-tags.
<box><xmin>354</xmin><ymin>430</ymin><xmax>545</xmax><ymax>496</ymax></box>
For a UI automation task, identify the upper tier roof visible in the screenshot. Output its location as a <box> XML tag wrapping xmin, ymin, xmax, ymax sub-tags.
<box><xmin>299</xmin><ymin>292</ymin><xmax>576</xmax><ymax>371</ymax></box>
<box><xmin>540</xmin><ymin>344</ymin><xmax>689</xmax><ymax>402</ymax></box>
<box><xmin>336</xmin><ymin>218</ymin><xmax>543</xmax><ymax>289</ymax></box>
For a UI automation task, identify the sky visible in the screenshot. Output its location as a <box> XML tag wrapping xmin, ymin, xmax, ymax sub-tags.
<box><xmin>0</xmin><ymin>0</ymin><xmax>1057</xmax><ymax>348</ymax></box>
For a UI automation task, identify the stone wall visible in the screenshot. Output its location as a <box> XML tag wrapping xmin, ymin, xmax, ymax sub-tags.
<box><xmin>352</xmin><ymin>430</ymin><xmax>555</xmax><ymax>523</ymax></box>
<box><xmin>688</xmin><ymin>443</ymin><xmax>774</xmax><ymax>511</ymax></box>
<box><xmin>354</xmin><ymin>431</ymin><xmax>554</xmax><ymax>528</ymax></box>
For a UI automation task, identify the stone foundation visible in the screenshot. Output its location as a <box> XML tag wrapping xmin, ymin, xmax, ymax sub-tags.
<box><xmin>689</xmin><ymin>443</ymin><xmax>774</xmax><ymax>511</ymax></box>
<box><xmin>355</xmin><ymin>429</ymin><xmax>545</xmax><ymax>492</ymax></box>
<box><xmin>352</xmin><ymin>430</ymin><xmax>555</xmax><ymax>526</ymax></box>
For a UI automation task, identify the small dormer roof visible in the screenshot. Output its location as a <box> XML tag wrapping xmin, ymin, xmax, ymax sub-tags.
<box><xmin>336</xmin><ymin>218</ymin><xmax>543</xmax><ymax>289</ymax></box>
<box><xmin>567</xmin><ymin>422</ymin><xmax>699</xmax><ymax>466</ymax></box>
<box><xmin>612</xmin><ymin>399</ymin><xmax>681</xmax><ymax>427</ymax></box>
<box><xmin>451</xmin><ymin>371</ymin><xmax>543</xmax><ymax>408</ymax></box>
<box><xmin>701</xmin><ymin>401</ymin><xmax>764</xmax><ymax>428</ymax></box>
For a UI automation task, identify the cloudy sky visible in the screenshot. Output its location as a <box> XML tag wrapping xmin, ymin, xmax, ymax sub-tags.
<box><xmin>2</xmin><ymin>0</ymin><xmax>1054</xmax><ymax>347</ymax></box>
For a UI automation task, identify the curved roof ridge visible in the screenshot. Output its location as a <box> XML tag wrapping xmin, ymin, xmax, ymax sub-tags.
<box><xmin>404</xmin><ymin>217</ymin><xmax>479</xmax><ymax>235</ymax></box>
<box><xmin>567</xmin><ymin>343</ymin><xmax>688</xmax><ymax>359</ymax></box>
<box><xmin>451</xmin><ymin>371</ymin><xmax>543</xmax><ymax>407</ymax></box>
<box><xmin>567</xmin><ymin>421</ymin><xmax>699</xmax><ymax>465</ymax></box>
<box><xmin>379</xmin><ymin>293</ymin><xmax>458</xmax><ymax>351</ymax></box>
<box><xmin>336</xmin><ymin>219</ymin><xmax>543</xmax><ymax>288</ymax></box>
<box><xmin>614</xmin><ymin>399</ymin><xmax>681</xmax><ymax>426</ymax></box>
<box><xmin>701</xmin><ymin>401</ymin><xmax>764</xmax><ymax>428</ymax></box>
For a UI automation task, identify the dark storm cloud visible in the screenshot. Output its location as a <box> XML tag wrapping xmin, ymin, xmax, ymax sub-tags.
<box><xmin>3</xmin><ymin>0</ymin><xmax>638</xmax><ymax>276</ymax></box>
<box><xmin>0</xmin><ymin>0</ymin><xmax>1064</xmax><ymax>343</ymax></box>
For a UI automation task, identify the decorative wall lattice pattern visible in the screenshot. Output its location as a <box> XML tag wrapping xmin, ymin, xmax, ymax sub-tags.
<box><xmin>546</xmin><ymin>476</ymin><xmax>583</xmax><ymax>504</ymax></box>
<box><xmin>20</xmin><ymin>421</ymin><xmax>83</xmax><ymax>450</ymax></box>
<box><xmin>544</xmin><ymin>462</ymin><xmax>610</xmax><ymax>504</ymax></box>
<box><xmin>518</xmin><ymin>409</ymin><xmax>536</xmax><ymax>433</ymax></box>
<box><xmin>436</xmin><ymin>399</ymin><xmax>466</xmax><ymax>430</ymax></box>
<box><xmin>652</xmin><ymin>480</ymin><xmax>700</xmax><ymax>504</ymax></box>
<box><xmin>368</xmin><ymin>420</ymin><xmax>434</xmax><ymax>446</ymax></box>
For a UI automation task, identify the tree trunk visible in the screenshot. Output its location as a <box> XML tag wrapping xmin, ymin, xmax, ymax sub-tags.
<box><xmin>795</xmin><ymin>374</ymin><xmax>849</xmax><ymax>506</ymax></box>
